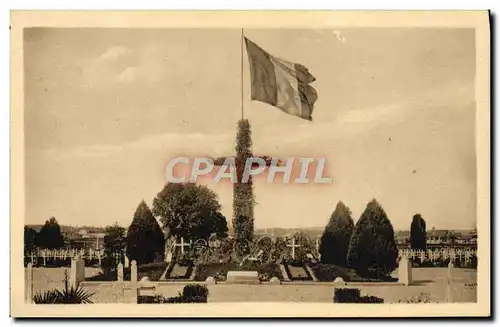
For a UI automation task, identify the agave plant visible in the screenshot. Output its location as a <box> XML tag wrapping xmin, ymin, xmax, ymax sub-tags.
<box><xmin>33</xmin><ymin>290</ymin><xmax>59</xmax><ymax>304</ymax></box>
<box><xmin>33</xmin><ymin>269</ymin><xmax>94</xmax><ymax>304</ymax></box>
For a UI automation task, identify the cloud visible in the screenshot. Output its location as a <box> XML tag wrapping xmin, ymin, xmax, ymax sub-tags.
<box><xmin>255</xmin><ymin>79</ymin><xmax>474</xmax><ymax>152</ymax></box>
<box><xmin>97</xmin><ymin>46</ymin><xmax>128</xmax><ymax>62</ymax></box>
<box><xmin>38</xmin><ymin>132</ymin><xmax>234</xmax><ymax>161</ymax></box>
<box><xmin>117</xmin><ymin>66</ymin><xmax>139</xmax><ymax>83</ymax></box>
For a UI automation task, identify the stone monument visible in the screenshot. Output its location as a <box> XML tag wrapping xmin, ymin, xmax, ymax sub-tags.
<box><xmin>398</xmin><ymin>256</ymin><xmax>412</xmax><ymax>286</ymax></box>
<box><xmin>226</xmin><ymin>271</ymin><xmax>260</xmax><ymax>284</ymax></box>
<box><xmin>70</xmin><ymin>256</ymin><xmax>85</xmax><ymax>288</ymax></box>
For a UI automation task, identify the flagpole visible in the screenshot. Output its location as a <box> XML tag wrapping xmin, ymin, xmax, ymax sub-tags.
<box><xmin>240</xmin><ymin>28</ymin><xmax>244</xmax><ymax>120</ymax></box>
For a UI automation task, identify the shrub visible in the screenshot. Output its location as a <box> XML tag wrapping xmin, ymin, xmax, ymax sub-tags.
<box><xmin>164</xmin><ymin>295</ymin><xmax>207</xmax><ymax>303</ymax></box>
<box><xmin>183</xmin><ymin>284</ymin><xmax>209</xmax><ymax>299</ymax></box>
<box><xmin>333</xmin><ymin>288</ymin><xmax>361</xmax><ymax>303</ymax></box>
<box><xmin>138</xmin><ymin>295</ymin><xmax>167</xmax><ymax>304</ymax></box>
<box><xmin>333</xmin><ymin>288</ymin><xmax>384</xmax><ymax>303</ymax></box>
<box><xmin>319</xmin><ymin>201</ymin><xmax>354</xmax><ymax>267</ymax></box>
<box><xmin>347</xmin><ymin>199</ymin><xmax>398</xmax><ymax>278</ymax></box>
<box><xmin>358</xmin><ymin>295</ymin><xmax>384</xmax><ymax>303</ymax></box>
<box><xmin>138</xmin><ymin>284</ymin><xmax>210</xmax><ymax>304</ymax></box>
<box><xmin>310</xmin><ymin>263</ymin><xmax>387</xmax><ymax>282</ymax></box>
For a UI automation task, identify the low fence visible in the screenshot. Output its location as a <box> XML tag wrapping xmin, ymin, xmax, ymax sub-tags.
<box><xmin>24</xmin><ymin>248</ymin><xmax>124</xmax><ymax>267</ymax></box>
<box><xmin>398</xmin><ymin>248</ymin><xmax>477</xmax><ymax>265</ymax></box>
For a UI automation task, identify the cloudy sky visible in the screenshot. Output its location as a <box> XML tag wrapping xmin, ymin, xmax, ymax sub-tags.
<box><xmin>24</xmin><ymin>28</ymin><xmax>476</xmax><ymax>230</ymax></box>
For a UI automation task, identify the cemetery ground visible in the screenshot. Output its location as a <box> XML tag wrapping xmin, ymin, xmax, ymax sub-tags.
<box><xmin>25</xmin><ymin>265</ymin><xmax>477</xmax><ymax>303</ymax></box>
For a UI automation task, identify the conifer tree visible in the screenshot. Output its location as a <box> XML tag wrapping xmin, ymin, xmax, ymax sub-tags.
<box><xmin>347</xmin><ymin>199</ymin><xmax>398</xmax><ymax>278</ymax></box>
<box><xmin>126</xmin><ymin>201</ymin><xmax>165</xmax><ymax>265</ymax></box>
<box><xmin>35</xmin><ymin>217</ymin><xmax>65</xmax><ymax>249</ymax></box>
<box><xmin>24</xmin><ymin>227</ymin><xmax>38</xmax><ymax>253</ymax></box>
<box><xmin>410</xmin><ymin>213</ymin><xmax>427</xmax><ymax>251</ymax></box>
<box><xmin>319</xmin><ymin>201</ymin><xmax>354</xmax><ymax>266</ymax></box>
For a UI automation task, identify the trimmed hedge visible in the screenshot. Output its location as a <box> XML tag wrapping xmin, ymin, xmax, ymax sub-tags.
<box><xmin>164</xmin><ymin>295</ymin><xmax>207</xmax><ymax>303</ymax></box>
<box><xmin>183</xmin><ymin>284</ymin><xmax>209</xmax><ymax>299</ymax></box>
<box><xmin>138</xmin><ymin>295</ymin><xmax>166</xmax><ymax>304</ymax></box>
<box><xmin>333</xmin><ymin>288</ymin><xmax>361</xmax><ymax>303</ymax></box>
<box><xmin>138</xmin><ymin>284</ymin><xmax>209</xmax><ymax>304</ymax></box>
<box><xmin>311</xmin><ymin>263</ymin><xmax>397</xmax><ymax>283</ymax></box>
<box><xmin>333</xmin><ymin>288</ymin><xmax>384</xmax><ymax>303</ymax></box>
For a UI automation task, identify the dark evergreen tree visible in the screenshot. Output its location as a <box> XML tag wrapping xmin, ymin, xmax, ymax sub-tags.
<box><xmin>126</xmin><ymin>201</ymin><xmax>165</xmax><ymax>265</ymax></box>
<box><xmin>153</xmin><ymin>183</ymin><xmax>227</xmax><ymax>241</ymax></box>
<box><xmin>35</xmin><ymin>217</ymin><xmax>65</xmax><ymax>249</ymax></box>
<box><xmin>319</xmin><ymin>201</ymin><xmax>354</xmax><ymax>266</ymax></box>
<box><xmin>210</xmin><ymin>211</ymin><xmax>229</xmax><ymax>239</ymax></box>
<box><xmin>24</xmin><ymin>227</ymin><xmax>38</xmax><ymax>253</ymax></box>
<box><xmin>233</xmin><ymin>119</ymin><xmax>255</xmax><ymax>258</ymax></box>
<box><xmin>102</xmin><ymin>222</ymin><xmax>126</xmax><ymax>274</ymax></box>
<box><xmin>347</xmin><ymin>199</ymin><xmax>398</xmax><ymax>278</ymax></box>
<box><xmin>410</xmin><ymin>213</ymin><xmax>427</xmax><ymax>251</ymax></box>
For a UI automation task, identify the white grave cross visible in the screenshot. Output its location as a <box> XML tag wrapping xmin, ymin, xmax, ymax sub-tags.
<box><xmin>287</xmin><ymin>238</ymin><xmax>301</xmax><ymax>260</ymax></box>
<box><xmin>176</xmin><ymin>237</ymin><xmax>191</xmax><ymax>254</ymax></box>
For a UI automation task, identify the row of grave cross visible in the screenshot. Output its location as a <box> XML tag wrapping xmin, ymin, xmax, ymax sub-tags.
<box><xmin>398</xmin><ymin>248</ymin><xmax>477</xmax><ymax>262</ymax></box>
<box><xmin>173</xmin><ymin>236</ymin><xmax>313</xmax><ymax>259</ymax></box>
<box><xmin>26</xmin><ymin>248</ymin><xmax>129</xmax><ymax>267</ymax></box>
<box><xmin>28</xmin><ymin>248</ymin><xmax>105</xmax><ymax>260</ymax></box>
<box><xmin>27</xmin><ymin>240</ymin><xmax>477</xmax><ymax>264</ymax></box>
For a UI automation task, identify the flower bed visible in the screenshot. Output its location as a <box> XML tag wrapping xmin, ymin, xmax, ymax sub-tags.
<box><xmin>194</xmin><ymin>262</ymin><xmax>282</xmax><ymax>282</ymax></box>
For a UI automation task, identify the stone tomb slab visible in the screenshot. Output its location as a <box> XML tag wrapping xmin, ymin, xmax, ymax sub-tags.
<box><xmin>162</xmin><ymin>263</ymin><xmax>193</xmax><ymax>280</ymax></box>
<box><xmin>286</xmin><ymin>265</ymin><xmax>312</xmax><ymax>281</ymax></box>
<box><xmin>170</xmin><ymin>264</ymin><xmax>189</xmax><ymax>277</ymax></box>
<box><xmin>226</xmin><ymin>271</ymin><xmax>260</xmax><ymax>284</ymax></box>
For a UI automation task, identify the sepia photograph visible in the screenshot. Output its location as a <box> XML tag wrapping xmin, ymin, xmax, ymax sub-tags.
<box><xmin>10</xmin><ymin>10</ymin><xmax>490</xmax><ymax>318</ymax></box>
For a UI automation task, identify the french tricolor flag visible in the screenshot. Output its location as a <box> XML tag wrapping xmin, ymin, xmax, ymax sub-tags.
<box><xmin>244</xmin><ymin>37</ymin><xmax>318</xmax><ymax>121</ymax></box>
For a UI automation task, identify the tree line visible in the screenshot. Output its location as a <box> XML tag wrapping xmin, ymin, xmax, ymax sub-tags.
<box><xmin>25</xmin><ymin>183</ymin><xmax>230</xmax><ymax>267</ymax></box>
